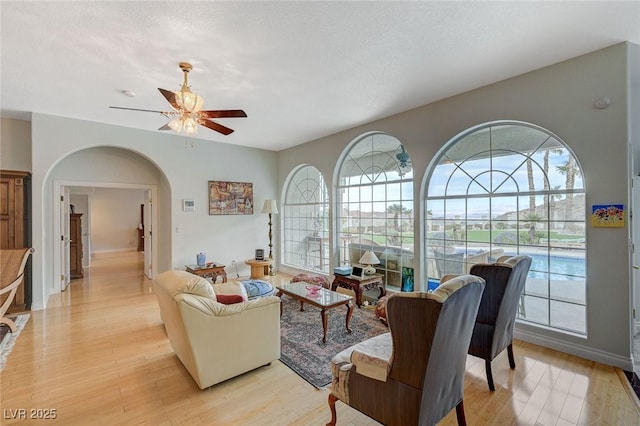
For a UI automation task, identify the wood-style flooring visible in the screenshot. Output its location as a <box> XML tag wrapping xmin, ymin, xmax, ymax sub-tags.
<box><xmin>1</xmin><ymin>251</ymin><xmax>638</xmax><ymax>425</ymax></box>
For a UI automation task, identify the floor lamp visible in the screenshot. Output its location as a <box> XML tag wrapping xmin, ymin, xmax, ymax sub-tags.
<box><xmin>261</xmin><ymin>199</ymin><xmax>278</xmax><ymax>276</ymax></box>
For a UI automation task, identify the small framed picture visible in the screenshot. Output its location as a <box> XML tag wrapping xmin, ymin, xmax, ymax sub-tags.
<box><xmin>183</xmin><ymin>199</ymin><xmax>195</xmax><ymax>212</ymax></box>
<box><xmin>255</xmin><ymin>249</ymin><xmax>264</xmax><ymax>261</ymax></box>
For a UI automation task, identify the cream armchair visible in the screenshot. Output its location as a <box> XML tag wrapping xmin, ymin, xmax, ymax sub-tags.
<box><xmin>153</xmin><ymin>270</ymin><xmax>281</xmax><ymax>389</ymax></box>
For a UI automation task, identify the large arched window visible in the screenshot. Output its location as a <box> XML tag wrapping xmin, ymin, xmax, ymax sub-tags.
<box><xmin>424</xmin><ymin>121</ymin><xmax>586</xmax><ymax>334</ymax></box>
<box><xmin>336</xmin><ymin>132</ymin><xmax>414</xmax><ymax>292</ymax></box>
<box><xmin>282</xmin><ymin>164</ymin><xmax>330</xmax><ymax>274</ymax></box>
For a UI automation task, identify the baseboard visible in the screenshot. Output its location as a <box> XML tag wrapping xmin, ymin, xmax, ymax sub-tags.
<box><xmin>514</xmin><ymin>327</ymin><xmax>634</xmax><ymax>371</ymax></box>
<box><xmin>30</xmin><ymin>302</ymin><xmax>45</xmax><ymax>311</ymax></box>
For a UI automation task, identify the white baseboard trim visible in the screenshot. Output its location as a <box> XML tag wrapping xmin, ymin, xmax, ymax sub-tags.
<box><xmin>30</xmin><ymin>302</ymin><xmax>45</xmax><ymax>311</ymax></box>
<box><xmin>514</xmin><ymin>327</ymin><xmax>634</xmax><ymax>371</ymax></box>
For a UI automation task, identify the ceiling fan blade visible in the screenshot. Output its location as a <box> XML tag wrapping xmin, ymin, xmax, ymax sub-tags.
<box><xmin>158</xmin><ymin>88</ymin><xmax>179</xmax><ymax>110</ymax></box>
<box><xmin>200</xmin><ymin>119</ymin><xmax>234</xmax><ymax>135</ymax></box>
<box><xmin>109</xmin><ymin>106</ymin><xmax>164</xmax><ymax>114</ymax></box>
<box><xmin>200</xmin><ymin>109</ymin><xmax>247</xmax><ymax>119</ymax></box>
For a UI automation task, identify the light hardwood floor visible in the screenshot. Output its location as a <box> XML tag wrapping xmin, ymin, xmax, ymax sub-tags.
<box><xmin>1</xmin><ymin>251</ymin><xmax>638</xmax><ymax>425</ymax></box>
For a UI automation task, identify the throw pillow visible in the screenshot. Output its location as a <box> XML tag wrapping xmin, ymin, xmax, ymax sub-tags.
<box><xmin>240</xmin><ymin>280</ymin><xmax>275</xmax><ymax>299</ymax></box>
<box><xmin>216</xmin><ymin>294</ymin><xmax>244</xmax><ymax>305</ymax></box>
<box><xmin>213</xmin><ymin>281</ymin><xmax>249</xmax><ymax>301</ymax></box>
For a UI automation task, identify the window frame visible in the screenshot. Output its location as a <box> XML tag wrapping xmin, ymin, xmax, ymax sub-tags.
<box><xmin>423</xmin><ymin>121</ymin><xmax>587</xmax><ymax>335</ymax></box>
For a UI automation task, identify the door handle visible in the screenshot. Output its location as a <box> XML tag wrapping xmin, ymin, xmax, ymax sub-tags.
<box><xmin>634</xmin><ymin>265</ymin><xmax>640</xmax><ymax>270</ymax></box>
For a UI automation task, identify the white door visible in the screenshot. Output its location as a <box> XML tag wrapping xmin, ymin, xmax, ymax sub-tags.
<box><xmin>633</xmin><ymin>176</ymin><xmax>640</xmax><ymax>336</ymax></box>
<box><xmin>83</xmin><ymin>194</ymin><xmax>92</xmax><ymax>268</ymax></box>
<box><xmin>61</xmin><ymin>187</ymin><xmax>71</xmax><ymax>290</ymax></box>
<box><xmin>143</xmin><ymin>189</ymin><xmax>153</xmax><ymax>278</ymax></box>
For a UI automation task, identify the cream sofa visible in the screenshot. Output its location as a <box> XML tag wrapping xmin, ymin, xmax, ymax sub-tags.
<box><xmin>153</xmin><ymin>270</ymin><xmax>281</xmax><ymax>389</ymax></box>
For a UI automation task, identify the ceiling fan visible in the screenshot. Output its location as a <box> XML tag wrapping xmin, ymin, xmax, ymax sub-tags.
<box><xmin>110</xmin><ymin>62</ymin><xmax>246</xmax><ymax>136</ymax></box>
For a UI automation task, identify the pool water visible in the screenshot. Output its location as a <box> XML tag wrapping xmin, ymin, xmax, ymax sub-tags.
<box><xmin>509</xmin><ymin>253</ymin><xmax>585</xmax><ymax>280</ymax></box>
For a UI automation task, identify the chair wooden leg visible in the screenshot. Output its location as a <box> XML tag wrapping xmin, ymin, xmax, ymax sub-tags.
<box><xmin>485</xmin><ymin>359</ymin><xmax>495</xmax><ymax>391</ymax></box>
<box><xmin>507</xmin><ymin>343</ymin><xmax>516</xmax><ymax>369</ymax></box>
<box><xmin>455</xmin><ymin>400</ymin><xmax>467</xmax><ymax>426</ymax></box>
<box><xmin>326</xmin><ymin>393</ymin><xmax>338</xmax><ymax>426</ymax></box>
<box><xmin>0</xmin><ymin>316</ymin><xmax>17</xmax><ymax>333</ymax></box>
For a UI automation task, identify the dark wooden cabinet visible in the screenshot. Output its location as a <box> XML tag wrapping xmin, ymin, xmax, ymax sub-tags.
<box><xmin>0</xmin><ymin>170</ymin><xmax>32</xmax><ymax>310</ymax></box>
<box><xmin>70</xmin><ymin>213</ymin><xmax>83</xmax><ymax>279</ymax></box>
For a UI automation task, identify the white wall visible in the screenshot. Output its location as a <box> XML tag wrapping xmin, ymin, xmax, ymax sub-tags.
<box><xmin>278</xmin><ymin>42</ymin><xmax>637</xmax><ymax>369</ymax></box>
<box><xmin>89</xmin><ymin>187</ymin><xmax>144</xmax><ymax>253</ymax></box>
<box><xmin>29</xmin><ymin>117</ymin><xmax>278</xmax><ymax>311</ymax></box>
<box><xmin>1</xmin><ymin>117</ymin><xmax>31</xmax><ymax>171</ymax></box>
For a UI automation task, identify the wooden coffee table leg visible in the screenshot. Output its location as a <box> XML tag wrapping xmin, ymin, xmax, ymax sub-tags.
<box><xmin>345</xmin><ymin>301</ymin><xmax>353</xmax><ymax>334</ymax></box>
<box><xmin>321</xmin><ymin>308</ymin><xmax>328</xmax><ymax>343</ymax></box>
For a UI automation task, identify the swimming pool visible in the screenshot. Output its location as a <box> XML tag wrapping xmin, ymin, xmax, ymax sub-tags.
<box><xmin>507</xmin><ymin>252</ymin><xmax>585</xmax><ymax>280</ymax></box>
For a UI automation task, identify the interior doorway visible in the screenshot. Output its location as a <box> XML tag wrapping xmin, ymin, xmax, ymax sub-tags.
<box><xmin>54</xmin><ymin>181</ymin><xmax>158</xmax><ymax>292</ymax></box>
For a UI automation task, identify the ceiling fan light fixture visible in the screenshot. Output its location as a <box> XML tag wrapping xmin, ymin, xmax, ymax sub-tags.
<box><xmin>183</xmin><ymin>116</ymin><xmax>199</xmax><ymax>135</ymax></box>
<box><xmin>175</xmin><ymin>89</ymin><xmax>204</xmax><ymax>113</ymax></box>
<box><xmin>110</xmin><ymin>62</ymin><xmax>246</xmax><ymax>137</ymax></box>
<box><xmin>396</xmin><ymin>145</ymin><xmax>412</xmax><ymax>177</ymax></box>
<box><xmin>168</xmin><ymin>116</ymin><xmax>183</xmax><ymax>132</ymax></box>
<box><xmin>396</xmin><ymin>145</ymin><xmax>410</xmax><ymax>167</ymax></box>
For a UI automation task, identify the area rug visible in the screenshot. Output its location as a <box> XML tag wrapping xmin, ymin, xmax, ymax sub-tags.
<box><xmin>279</xmin><ymin>296</ymin><xmax>388</xmax><ymax>388</ymax></box>
<box><xmin>0</xmin><ymin>314</ymin><xmax>30</xmax><ymax>371</ymax></box>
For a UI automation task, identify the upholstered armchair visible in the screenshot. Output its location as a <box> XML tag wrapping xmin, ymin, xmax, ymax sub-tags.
<box><xmin>467</xmin><ymin>255</ymin><xmax>532</xmax><ymax>391</ymax></box>
<box><xmin>153</xmin><ymin>270</ymin><xmax>281</xmax><ymax>389</ymax></box>
<box><xmin>1</xmin><ymin>248</ymin><xmax>34</xmax><ymax>332</ymax></box>
<box><xmin>326</xmin><ymin>274</ymin><xmax>486</xmax><ymax>426</ymax></box>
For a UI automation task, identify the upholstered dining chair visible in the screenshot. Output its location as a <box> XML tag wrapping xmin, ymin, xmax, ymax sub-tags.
<box><xmin>326</xmin><ymin>274</ymin><xmax>486</xmax><ymax>426</ymax></box>
<box><xmin>0</xmin><ymin>248</ymin><xmax>34</xmax><ymax>332</ymax></box>
<box><xmin>466</xmin><ymin>255</ymin><xmax>532</xmax><ymax>391</ymax></box>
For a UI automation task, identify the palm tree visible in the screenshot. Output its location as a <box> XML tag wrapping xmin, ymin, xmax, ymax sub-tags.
<box><xmin>543</xmin><ymin>146</ymin><xmax>564</xmax><ymax>214</ymax></box>
<box><xmin>522</xmin><ymin>212</ymin><xmax>543</xmax><ymax>244</ymax></box>
<box><xmin>556</xmin><ymin>156</ymin><xmax>578</xmax><ymax>226</ymax></box>
<box><xmin>387</xmin><ymin>204</ymin><xmax>410</xmax><ymax>231</ymax></box>
<box><xmin>526</xmin><ymin>157</ymin><xmax>535</xmax><ymax>212</ymax></box>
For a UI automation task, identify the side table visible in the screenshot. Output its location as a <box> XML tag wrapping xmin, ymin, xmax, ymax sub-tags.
<box><xmin>245</xmin><ymin>259</ymin><xmax>273</xmax><ymax>279</ymax></box>
<box><xmin>331</xmin><ymin>274</ymin><xmax>385</xmax><ymax>307</ymax></box>
<box><xmin>185</xmin><ymin>263</ymin><xmax>227</xmax><ymax>283</ymax></box>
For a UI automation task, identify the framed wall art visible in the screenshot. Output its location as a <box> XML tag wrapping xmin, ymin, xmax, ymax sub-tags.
<box><xmin>208</xmin><ymin>181</ymin><xmax>254</xmax><ymax>215</ymax></box>
<box><xmin>591</xmin><ymin>204</ymin><xmax>624</xmax><ymax>228</ymax></box>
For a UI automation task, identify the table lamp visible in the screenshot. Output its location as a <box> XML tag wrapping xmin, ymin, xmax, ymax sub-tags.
<box><xmin>359</xmin><ymin>250</ymin><xmax>380</xmax><ymax>275</ymax></box>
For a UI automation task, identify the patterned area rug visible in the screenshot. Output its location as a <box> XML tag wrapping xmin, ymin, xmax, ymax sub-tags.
<box><xmin>0</xmin><ymin>314</ymin><xmax>30</xmax><ymax>371</ymax></box>
<box><xmin>279</xmin><ymin>296</ymin><xmax>388</xmax><ymax>388</ymax></box>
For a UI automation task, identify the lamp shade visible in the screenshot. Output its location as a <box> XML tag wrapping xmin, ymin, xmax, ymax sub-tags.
<box><xmin>261</xmin><ymin>199</ymin><xmax>279</xmax><ymax>214</ymax></box>
<box><xmin>359</xmin><ymin>250</ymin><xmax>380</xmax><ymax>265</ymax></box>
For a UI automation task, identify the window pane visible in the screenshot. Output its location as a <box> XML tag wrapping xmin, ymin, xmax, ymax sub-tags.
<box><xmin>283</xmin><ymin>165</ymin><xmax>329</xmax><ymax>273</ymax></box>
<box><xmin>339</xmin><ymin>133</ymin><xmax>413</xmax><ymax>292</ymax></box>
<box><xmin>425</xmin><ymin>122</ymin><xmax>586</xmax><ymax>335</ymax></box>
<box><xmin>550</xmin><ymin>300</ymin><xmax>586</xmax><ymax>334</ymax></box>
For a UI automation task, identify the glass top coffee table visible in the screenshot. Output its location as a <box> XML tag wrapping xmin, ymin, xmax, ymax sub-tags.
<box><xmin>276</xmin><ymin>282</ymin><xmax>353</xmax><ymax>343</ymax></box>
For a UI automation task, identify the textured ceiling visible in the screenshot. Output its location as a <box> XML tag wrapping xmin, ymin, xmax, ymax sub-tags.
<box><xmin>1</xmin><ymin>1</ymin><xmax>639</xmax><ymax>151</ymax></box>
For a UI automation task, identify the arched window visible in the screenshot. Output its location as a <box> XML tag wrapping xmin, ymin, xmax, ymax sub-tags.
<box><xmin>282</xmin><ymin>164</ymin><xmax>329</xmax><ymax>274</ymax></box>
<box><xmin>424</xmin><ymin>121</ymin><xmax>586</xmax><ymax>334</ymax></box>
<box><xmin>336</xmin><ymin>132</ymin><xmax>414</xmax><ymax>292</ymax></box>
